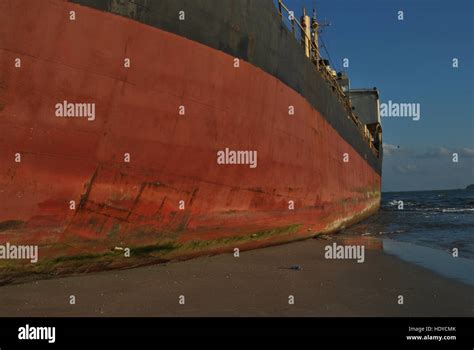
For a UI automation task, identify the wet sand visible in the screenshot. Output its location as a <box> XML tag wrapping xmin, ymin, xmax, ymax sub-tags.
<box><xmin>0</xmin><ymin>237</ymin><xmax>472</xmax><ymax>317</ymax></box>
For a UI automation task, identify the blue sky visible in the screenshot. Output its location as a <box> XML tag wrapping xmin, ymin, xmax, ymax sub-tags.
<box><xmin>276</xmin><ymin>0</ymin><xmax>473</xmax><ymax>191</ymax></box>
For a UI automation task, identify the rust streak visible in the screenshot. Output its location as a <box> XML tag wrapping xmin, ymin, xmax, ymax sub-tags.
<box><xmin>79</xmin><ymin>166</ymin><xmax>100</xmax><ymax>210</ymax></box>
<box><xmin>126</xmin><ymin>182</ymin><xmax>147</xmax><ymax>220</ymax></box>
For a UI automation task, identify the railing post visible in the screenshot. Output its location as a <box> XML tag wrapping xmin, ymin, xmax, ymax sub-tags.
<box><xmin>300</xmin><ymin>7</ymin><xmax>311</xmax><ymax>58</ymax></box>
<box><xmin>276</xmin><ymin>0</ymin><xmax>378</xmax><ymax>157</ymax></box>
<box><xmin>311</xmin><ymin>9</ymin><xmax>319</xmax><ymax>69</ymax></box>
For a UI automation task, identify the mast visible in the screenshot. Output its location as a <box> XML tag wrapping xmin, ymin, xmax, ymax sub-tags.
<box><xmin>300</xmin><ymin>7</ymin><xmax>311</xmax><ymax>58</ymax></box>
<box><xmin>311</xmin><ymin>8</ymin><xmax>319</xmax><ymax>69</ymax></box>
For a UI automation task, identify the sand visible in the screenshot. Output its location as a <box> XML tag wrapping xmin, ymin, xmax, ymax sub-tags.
<box><xmin>0</xmin><ymin>237</ymin><xmax>472</xmax><ymax>317</ymax></box>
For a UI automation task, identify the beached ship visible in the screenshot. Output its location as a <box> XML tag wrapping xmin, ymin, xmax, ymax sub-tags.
<box><xmin>0</xmin><ymin>0</ymin><xmax>382</xmax><ymax>275</ymax></box>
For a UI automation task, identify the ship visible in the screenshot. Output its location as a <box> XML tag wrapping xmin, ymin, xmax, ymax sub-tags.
<box><xmin>0</xmin><ymin>0</ymin><xmax>382</xmax><ymax>278</ymax></box>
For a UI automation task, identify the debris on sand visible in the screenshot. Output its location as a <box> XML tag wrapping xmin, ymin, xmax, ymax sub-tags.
<box><xmin>317</xmin><ymin>235</ymin><xmax>333</xmax><ymax>240</ymax></box>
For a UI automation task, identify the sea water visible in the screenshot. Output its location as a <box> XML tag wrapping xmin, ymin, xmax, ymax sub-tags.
<box><xmin>343</xmin><ymin>189</ymin><xmax>474</xmax><ymax>285</ymax></box>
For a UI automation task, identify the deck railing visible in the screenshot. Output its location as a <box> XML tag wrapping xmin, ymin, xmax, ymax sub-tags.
<box><xmin>277</xmin><ymin>0</ymin><xmax>379</xmax><ymax>157</ymax></box>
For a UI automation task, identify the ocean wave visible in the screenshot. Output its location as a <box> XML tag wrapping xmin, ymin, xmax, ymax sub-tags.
<box><xmin>384</xmin><ymin>200</ymin><xmax>417</xmax><ymax>207</ymax></box>
<box><xmin>441</xmin><ymin>208</ymin><xmax>474</xmax><ymax>213</ymax></box>
<box><xmin>368</xmin><ymin>190</ymin><xmax>474</xmax><ymax>258</ymax></box>
<box><xmin>378</xmin><ymin>230</ymin><xmax>406</xmax><ymax>235</ymax></box>
<box><xmin>382</xmin><ymin>206</ymin><xmax>474</xmax><ymax>213</ymax></box>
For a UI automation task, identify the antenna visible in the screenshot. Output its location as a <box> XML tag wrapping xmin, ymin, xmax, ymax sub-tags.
<box><xmin>318</xmin><ymin>19</ymin><xmax>331</xmax><ymax>33</ymax></box>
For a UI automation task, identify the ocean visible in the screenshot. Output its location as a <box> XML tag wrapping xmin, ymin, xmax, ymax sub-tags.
<box><xmin>342</xmin><ymin>189</ymin><xmax>474</xmax><ymax>285</ymax></box>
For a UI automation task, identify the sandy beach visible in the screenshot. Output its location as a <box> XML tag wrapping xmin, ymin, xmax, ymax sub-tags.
<box><xmin>0</xmin><ymin>235</ymin><xmax>472</xmax><ymax>317</ymax></box>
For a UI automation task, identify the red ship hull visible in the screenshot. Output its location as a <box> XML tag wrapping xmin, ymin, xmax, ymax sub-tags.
<box><xmin>0</xmin><ymin>0</ymin><xmax>380</xmax><ymax>276</ymax></box>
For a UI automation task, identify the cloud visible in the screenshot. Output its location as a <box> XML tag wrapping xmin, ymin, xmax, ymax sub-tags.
<box><xmin>415</xmin><ymin>146</ymin><xmax>474</xmax><ymax>159</ymax></box>
<box><xmin>459</xmin><ymin>147</ymin><xmax>474</xmax><ymax>158</ymax></box>
<box><xmin>382</xmin><ymin>144</ymin><xmax>474</xmax><ymax>191</ymax></box>
<box><xmin>383</xmin><ymin>144</ymin><xmax>398</xmax><ymax>156</ymax></box>
<box><xmin>416</xmin><ymin>146</ymin><xmax>451</xmax><ymax>159</ymax></box>
<box><xmin>382</xmin><ymin>144</ymin><xmax>415</xmax><ymax>157</ymax></box>
<box><xmin>384</xmin><ymin>145</ymin><xmax>474</xmax><ymax>159</ymax></box>
<box><xmin>394</xmin><ymin>164</ymin><xmax>424</xmax><ymax>174</ymax></box>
